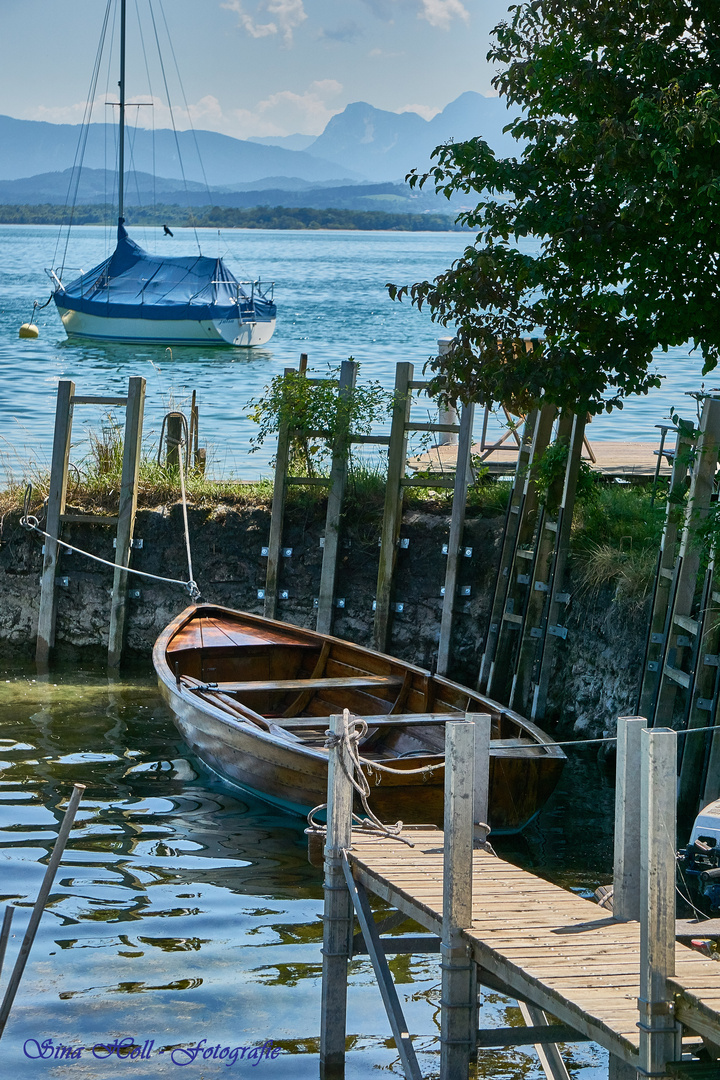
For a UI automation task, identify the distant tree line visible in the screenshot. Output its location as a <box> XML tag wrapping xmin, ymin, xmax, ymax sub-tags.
<box><xmin>0</xmin><ymin>203</ymin><xmax>468</xmax><ymax>232</ymax></box>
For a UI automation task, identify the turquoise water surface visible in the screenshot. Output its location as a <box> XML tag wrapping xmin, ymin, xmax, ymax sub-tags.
<box><xmin>0</xmin><ymin>224</ymin><xmax>711</xmax><ymax>482</ymax></box>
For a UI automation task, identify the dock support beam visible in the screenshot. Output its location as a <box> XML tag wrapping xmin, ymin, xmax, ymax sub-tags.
<box><xmin>320</xmin><ymin>712</ymin><xmax>354</xmax><ymax>1078</ymax></box>
<box><xmin>441</xmin><ymin>720</ymin><xmax>475</xmax><ymax>1079</ymax></box>
<box><xmin>614</xmin><ymin>716</ymin><xmax>645</xmax><ymax>922</ymax></box>
<box><xmin>639</xmin><ymin>726</ymin><xmax>680</xmax><ymax>1078</ymax></box>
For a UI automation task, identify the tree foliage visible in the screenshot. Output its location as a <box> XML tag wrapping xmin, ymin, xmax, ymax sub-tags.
<box><xmin>389</xmin><ymin>0</ymin><xmax>720</xmax><ymax>414</ymax></box>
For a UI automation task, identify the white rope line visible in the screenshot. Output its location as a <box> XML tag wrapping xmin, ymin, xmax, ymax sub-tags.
<box><xmin>176</xmin><ymin>435</ymin><xmax>195</xmax><ymax>592</ymax></box>
<box><xmin>20</xmin><ymin>482</ymin><xmax>199</xmax><ymax>600</ymax></box>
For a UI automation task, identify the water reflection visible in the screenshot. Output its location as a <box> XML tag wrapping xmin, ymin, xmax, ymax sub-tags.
<box><xmin>0</xmin><ymin>665</ymin><xmax>610</xmax><ymax>1078</ymax></box>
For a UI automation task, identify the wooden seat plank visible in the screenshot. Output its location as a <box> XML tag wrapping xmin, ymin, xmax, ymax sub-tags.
<box><xmin>207</xmin><ymin>675</ymin><xmax>404</xmax><ymax>693</ymax></box>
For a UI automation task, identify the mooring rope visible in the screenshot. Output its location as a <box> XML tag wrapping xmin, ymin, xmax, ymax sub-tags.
<box><xmin>19</xmin><ymin>483</ymin><xmax>200</xmax><ymax>601</ymax></box>
<box><xmin>307</xmin><ymin>711</ymin><xmax>416</xmax><ymax>847</ymax></box>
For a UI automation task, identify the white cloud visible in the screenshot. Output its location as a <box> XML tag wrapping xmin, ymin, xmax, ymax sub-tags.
<box><xmin>417</xmin><ymin>0</ymin><xmax>469</xmax><ymax>28</ymax></box>
<box><xmin>222</xmin><ymin>0</ymin><xmax>307</xmax><ymax>46</ymax></box>
<box><xmin>360</xmin><ymin>0</ymin><xmax>468</xmax><ymax>28</ymax></box>
<box><xmin>29</xmin><ymin>81</ymin><xmax>343</xmax><ymax>140</ymax></box>
<box><xmin>396</xmin><ymin>103</ymin><xmax>441</xmax><ymax>120</ymax></box>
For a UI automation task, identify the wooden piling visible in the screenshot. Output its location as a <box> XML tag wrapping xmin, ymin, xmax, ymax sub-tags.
<box><xmin>469</xmin><ymin>712</ymin><xmax>491</xmax><ymax>843</ymax></box>
<box><xmin>320</xmin><ymin>711</ymin><xmax>354</xmax><ymax>1078</ymax></box>
<box><xmin>165</xmin><ymin>412</ymin><xmax>182</xmax><ymax>470</ymax></box>
<box><xmin>108</xmin><ymin>376</ymin><xmax>145</xmax><ymax>669</ymax></box>
<box><xmin>36</xmin><ymin>380</ymin><xmax>75</xmax><ymax>669</ymax></box>
<box><xmin>639</xmin><ymin>726</ymin><xmax>679</xmax><ymax>1077</ymax></box>
<box><xmin>613</xmin><ymin>716</ymin><xmax>645</xmax><ymax>923</ymax></box>
<box><xmin>264</xmin><ymin>368</ymin><xmax>295</xmax><ymax>620</ymax></box>
<box><xmin>441</xmin><ymin>720</ymin><xmax>475</xmax><ymax>1079</ymax></box>
<box><xmin>437</xmin><ymin>402</ymin><xmax>475</xmax><ymax>676</ymax></box>
<box><xmin>316</xmin><ymin>361</ymin><xmax>357</xmax><ymax>635</ymax></box>
<box><xmin>373</xmin><ymin>363</ymin><xmax>413</xmax><ymax>653</ymax></box>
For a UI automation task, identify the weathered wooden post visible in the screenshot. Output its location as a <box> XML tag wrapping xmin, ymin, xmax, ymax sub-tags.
<box><xmin>441</xmin><ymin>720</ymin><xmax>475</xmax><ymax>1079</ymax></box>
<box><xmin>264</xmin><ymin>367</ymin><xmax>295</xmax><ymax>620</ymax></box>
<box><xmin>437</xmin><ymin>339</ymin><xmax>459</xmax><ymax>446</ymax></box>
<box><xmin>373</xmin><ymin>362</ymin><xmax>413</xmax><ymax>653</ymax></box>
<box><xmin>316</xmin><ymin>360</ymin><xmax>357</xmax><ymax>635</ymax></box>
<box><xmin>108</xmin><ymin>375</ymin><xmax>145</xmax><ymax>669</ymax></box>
<box><xmin>613</xmin><ymin>716</ymin><xmax>645</xmax><ymax>922</ymax></box>
<box><xmin>639</xmin><ymin>726</ymin><xmax>680</xmax><ymax>1077</ymax></box>
<box><xmin>437</xmin><ymin>401</ymin><xmax>476</xmax><ymax>676</ymax></box>
<box><xmin>468</xmin><ymin>712</ymin><xmax>491</xmax><ymax>843</ymax></box>
<box><xmin>320</xmin><ymin>711</ymin><xmax>354</xmax><ymax>1078</ymax></box>
<box><xmin>36</xmin><ymin>379</ymin><xmax>75</xmax><ymax>669</ymax></box>
<box><xmin>165</xmin><ymin>412</ymin><xmax>182</xmax><ymax>470</ymax></box>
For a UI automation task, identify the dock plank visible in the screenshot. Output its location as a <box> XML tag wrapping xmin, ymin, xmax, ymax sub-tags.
<box><xmin>347</xmin><ymin>831</ymin><xmax>720</xmax><ymax>1064</ymax></box>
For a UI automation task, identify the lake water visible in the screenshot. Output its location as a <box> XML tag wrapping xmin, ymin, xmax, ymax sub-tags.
<box><xmin>0</xmin><ymin>664</ymin><xmax>613</xmax><ymax>1078</ymax></box>
<box><xmin>0</xmin><ymin>224</ymin><xmax>712</xmax><ymax>482</ymax></box>
<box><xmin>0</xmin><ymin>225</ymin><xmax>694</xmax><ymax>1077</ymax></box>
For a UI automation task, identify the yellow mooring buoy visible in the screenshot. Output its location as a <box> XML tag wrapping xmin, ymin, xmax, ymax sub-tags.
<box><xmin>19</xmin><ymin>323</ymin><xmax>39</xmax><ymax>339</ymax></box>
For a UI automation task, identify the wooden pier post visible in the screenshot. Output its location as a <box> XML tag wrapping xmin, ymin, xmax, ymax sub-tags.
<box><xmin>320</xmin><ymin>711</ymin><xmax>354</xmax><ymax>1078</ymax></box>
<box><xmin>316</xmin><ymin>360</ymin><xmax>357</xmax><ymax>635</ymax></box>
<box><xmin>437</xmin><ymin>402</ymin><xmax>475</xmax><ymax>676</ymax></box>
<box><xmin>373</xmin><ymin>362</ymin><xmax>413</xmax><ymax>653</ymax></box>
<box><xmin>613</xmin><ymin>716</ymin><xmax>645</xmax><ymax>922</ymax></box>
<box><xmin>36</xmin><ymin>380</ymin><xmax>75</xmax><ymax>669</ymax></box>
<box><xmin>639</xmin><ymin>726</ymin><xmax>680</xmax><ymax>1078</ymax></box>
<box><xmin>264</xmin><ymin>368</ymin><xmax>295</xmax><ymax>620</ymax></box>
<box><xmin>468</xmin><ymin>712</ymin><xmax>491</xmax><ymax>842</ymax></box>
<box><xmin>108</xmin><ymin>376</ymin><xmax>145</xmax><ymax>669</ymax></box>
<box><xmin>441</xmin><ymin>720</ymin><xmax>475</xmax><ymax>1080</ymax></box>
<box><xmin>165</xmin><ymin>412</ymin><xmax>182</xmax><ymax>470</ymax></box>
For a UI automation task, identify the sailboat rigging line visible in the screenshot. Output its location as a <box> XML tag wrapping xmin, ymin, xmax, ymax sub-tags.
<box><xmin>54</xmin><ymin>0</ymin><xmax>113</xmax><ymax>277</ymax></box>
<box><xmin>133</xmin><ymin>0</ymin><xmax>158</xmax><ymax>218</ymax></box>
<box><xmin>148</xmin><ymin>0</ymin><xmax>202</xmax><ymax>254</ymax></box>
<box><xmin>157</xmin><ymin>0</ymin><xmax>214</xmax><ymax>208</ymax></box>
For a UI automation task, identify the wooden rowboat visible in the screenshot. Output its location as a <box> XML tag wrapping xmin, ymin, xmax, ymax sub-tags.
<box><xmin>153</xmin><ymin>604</ymin><xmax>566</xmax><ymax>834</ymax></box>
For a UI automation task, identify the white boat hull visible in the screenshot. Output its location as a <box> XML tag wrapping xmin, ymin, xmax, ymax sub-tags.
<box><xmin>57</xmin><ymin>305</ymin><xmax>275</xmax><ymax>347</ymax></box>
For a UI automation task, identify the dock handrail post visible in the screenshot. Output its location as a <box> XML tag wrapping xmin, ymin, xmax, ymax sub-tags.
<box><xmin>468</xmin><ymin>712</ymin><xmax>492</xmax><ymax>845</ymax></box>
<box><xmin>441</xmin><ymin>720</ymin><xmax>475</xmax><ymax>1079</ymax></box>
<box><xmin>613</xmin><ymin>716</ymin><xmax>646</xmax><ymax>922</ymax></box>
<box><xmin>36</xmin><ymin>379</ymin><xmax>75</xmax><ymax>669</ymax></box>
<box><xmin>639</xmin><ymin>726</ymin><xmax>680</xmax><ymax>1078</ymax></box>
<box><xmin>320</xmin><ymin>711</ymin><xmax>354</xmax><ymax>1078</ymax></box>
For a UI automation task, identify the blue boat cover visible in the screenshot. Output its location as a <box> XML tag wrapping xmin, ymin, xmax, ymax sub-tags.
<box><xmin>56</xmin><ymin>222</ymin><xmax>276</xmax><ymax>323</ymax></box>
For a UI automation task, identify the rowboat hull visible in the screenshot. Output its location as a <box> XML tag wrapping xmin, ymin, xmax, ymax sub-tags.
<box><xmin>154</xmin><ymin>605</ymin><xmax>566</xmax><ymax>834</ymax></box>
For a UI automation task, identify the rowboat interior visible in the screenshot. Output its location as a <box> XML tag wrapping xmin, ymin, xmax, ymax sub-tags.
<box><xmin>164</xmin><ymin>607</ymin><xmax>557</xmax><ymax>765</ymax></box>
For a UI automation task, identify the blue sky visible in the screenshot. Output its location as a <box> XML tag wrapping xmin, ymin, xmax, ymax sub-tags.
<box><xmin>0</xmin><ymin>0</ymin><xmax>510</xmax><ymax>139</ymax></box>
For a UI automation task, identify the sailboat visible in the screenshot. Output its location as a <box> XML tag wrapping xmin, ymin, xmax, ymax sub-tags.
<box><xmin>48</xmin><ymin>1</ymin><xmax>276</xmax><ymax>348</ymax></box>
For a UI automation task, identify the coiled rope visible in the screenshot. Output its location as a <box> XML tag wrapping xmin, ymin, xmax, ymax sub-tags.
<box><xmin>308</xmin><ymin>711</ymin><xmax>415</xmax><ymax>846</ymax></box>
<box><xmin>19</xmin><ymin>433</ymin><xmax>200</xmax><ymax>602</ymax></box>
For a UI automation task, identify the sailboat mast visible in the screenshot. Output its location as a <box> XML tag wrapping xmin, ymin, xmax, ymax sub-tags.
<box><xmin>118</xmin><ymin>0</ymin><xmax>126</xmax><ymax>222</ymax></box>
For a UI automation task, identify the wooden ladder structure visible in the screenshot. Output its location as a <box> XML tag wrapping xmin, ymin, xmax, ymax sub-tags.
<box><xmin>36</xmin><ymin>376</ymin><xmax>146</xmax><ymax>669</ymax></box>
<box><xmin>635</xmin><ymin>397</ymin><xmax>720</xmax><ymax>820</ymax></box>
<box><xmin>478</xmin><ymin>404</ymin><xmax>587</xmax><ymax>720</ymax></box>
<box><xmin>263</xmin><ymin>359</ymin><xmax>478</xmax><ymax>664</ymax></box>
<box><xmin>372</xmin><ymin>361</ymin><xmax>476</xmax><ymax>662</ymax></box>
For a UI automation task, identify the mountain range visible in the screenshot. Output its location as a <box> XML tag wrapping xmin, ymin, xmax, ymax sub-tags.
<box><xmin>0</xmin><ymin>92</ymin><xmax>522</xmax><ymax>207</ymax></box>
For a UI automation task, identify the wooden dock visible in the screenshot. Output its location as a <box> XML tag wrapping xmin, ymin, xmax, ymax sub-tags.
<box><xmin>318</xmin><ymin>715</ymin><xmax>720</xmax><ymax>1080</ymax></box>
<box><xmin>408</xmin><ymin>439</ymin><xmax>672</xmax><ymax>478</ymax></box>
<box><xmin>348</xmin><ymin>827</ymin><xmax>720</xmax><ymax>1065</ymax></box>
